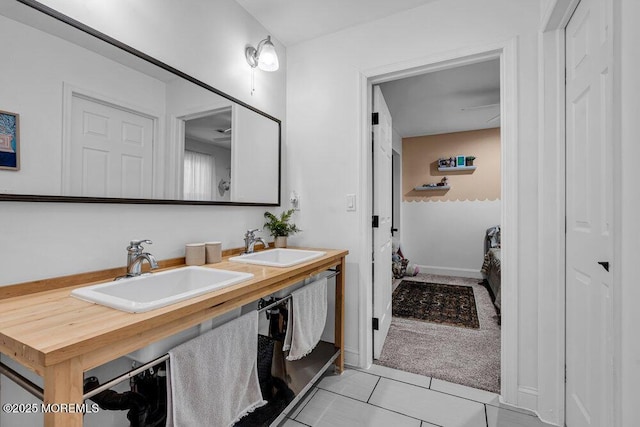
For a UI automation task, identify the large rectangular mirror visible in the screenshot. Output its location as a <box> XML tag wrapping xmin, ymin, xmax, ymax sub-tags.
<box><xmin>0</xmin><ymin>0</ymin><xmax>281</xmax><ymax>205</ymax></box>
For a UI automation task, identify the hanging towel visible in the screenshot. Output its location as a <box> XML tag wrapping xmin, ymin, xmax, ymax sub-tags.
<box><xmin>167</xmin><ymin>311</ymin><xmax>266</xmax><ymax>427</ymax></box>
<box><xmin>285</xmin><ymin>277</ymin><xmax>328</xmax><ymax>361</ymax></box>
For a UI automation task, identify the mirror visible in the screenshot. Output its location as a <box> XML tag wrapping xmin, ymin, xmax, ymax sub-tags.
<box><xmin>0</xmin><ymin>0</ymin><xmax>281</xmax><ymax>205</ymax></box>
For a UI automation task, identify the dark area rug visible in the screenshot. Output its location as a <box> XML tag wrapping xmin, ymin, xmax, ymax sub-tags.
<box><xmin>393</xmin><ymin>281</ymin><xmax>480</xmax><ymax>329</ymax></box>
<box><xmin>377</xmin><ymin>274</ymin><xmax>501</xmax><ymax>393</ymax></box>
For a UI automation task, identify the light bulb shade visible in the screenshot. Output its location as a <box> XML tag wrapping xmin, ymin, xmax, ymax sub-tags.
<box><xmin>246</xmin><ymin>36</ymin><xmax>279</xmax><ymax>72</ymax></box>
<box><xmin>257</xmin><ymin>39</ymin><xmax>279</xmax><ymax>71</ymax></box>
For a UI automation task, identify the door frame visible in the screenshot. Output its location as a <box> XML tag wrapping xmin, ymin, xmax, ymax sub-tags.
<box><xmin>358</xmin><ymin>37</ymin><xmax>519</xmax><ymax>402</ymax></box>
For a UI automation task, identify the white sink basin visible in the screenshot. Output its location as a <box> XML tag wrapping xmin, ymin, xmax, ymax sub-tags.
<box><xmin>229</xmin><ymin>248</ymin><xmax>326</xmax><ymax>267</ymax></box>
<box><xmin>71</xmin><ymin>266</ymin><xmax>254</xmax><ymax>313</ymax></box>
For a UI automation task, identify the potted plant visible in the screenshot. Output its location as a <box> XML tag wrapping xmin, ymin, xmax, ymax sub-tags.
<box><xmin>465</xmin><ymin>156</ymin><xmax>476</xmax><ymax>166</ymax></box>
<box><xmin>263</xmin><ymin>209</ymin><xmax>300</xmax><ymax>248</ymax></box>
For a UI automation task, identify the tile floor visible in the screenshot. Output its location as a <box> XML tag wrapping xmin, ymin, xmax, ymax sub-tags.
<box><xmin>278</xmin><ymin>365</ymin><xmax>553</xmax><ymax>427</ymax></box>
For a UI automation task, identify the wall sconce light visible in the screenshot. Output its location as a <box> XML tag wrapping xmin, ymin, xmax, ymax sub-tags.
<box><xmin>245</xmin><ymin>36</ymin><xmax>279</xmax><ymax>72</ymax></box>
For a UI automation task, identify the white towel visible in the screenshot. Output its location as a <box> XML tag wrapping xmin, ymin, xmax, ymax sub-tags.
<box><xmin>285</xmin><ymin>277</ymin><xmax>328</xmax><ymax>361</ymax></box>
<box><xmin>167</xmin><ymin>311</ymin><xmax>266</xmax><ymax>427</ymax></box>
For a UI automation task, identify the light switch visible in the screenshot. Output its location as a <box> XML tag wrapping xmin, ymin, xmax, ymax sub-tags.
<box><xmin>346</xmin><ymin>194</ymin><xmax>356</xmax><ymax>211</ymax></box>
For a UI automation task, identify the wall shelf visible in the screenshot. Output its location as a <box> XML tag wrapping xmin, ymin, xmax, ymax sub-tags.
<box><xmin>437</xmin><ymin>166</ymin><xmax>477</xmax><ymax>171</ymax></box>
<box><xmin>414</xmin><ymin>185</ymin><xmax>450</xmax><ymax>191</ymax></box>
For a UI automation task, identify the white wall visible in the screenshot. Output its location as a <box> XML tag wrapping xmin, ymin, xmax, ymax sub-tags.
<box><xmin>0</xmin><ymin>1</ymin><xmax>286</xmax><ymax>426</ymax></box>
<box><xmin>402</xmin><ymin>200</ymin><xmax>501</xmax><ymax>278</ymax></box>
<box><xmin>286</xmin><ymin>0</ymin><xmax>541</xmax><ymax>413</ymax></box>
<box><xmin>617</xmin><ymin>0</ymin><xmax>640</xmax><ymax>425</ymax></box>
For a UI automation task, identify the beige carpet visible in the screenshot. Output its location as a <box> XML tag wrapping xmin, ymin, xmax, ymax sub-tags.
<box><xmin>375</xmin><ymin>273</ymin><xmax>501</xmax><ymax>393</ymax></box>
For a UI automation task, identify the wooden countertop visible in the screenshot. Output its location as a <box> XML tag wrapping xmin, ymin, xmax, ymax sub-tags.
<box><xmin>0</xmin><ymin>247</ymin><xmax>348</xmax><ymax>376</ymax></box>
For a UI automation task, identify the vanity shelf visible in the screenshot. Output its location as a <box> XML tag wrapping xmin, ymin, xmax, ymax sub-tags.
<box><xmin>414</xmin><ymin>185</ymin><xmax>450</xmax><ymax>191</ymax></box>
<box><xmin>437</xmin><ymin>166</ymin><xmax>477</xmax><ymax>171</ymax></box>
<box><xmin>0</xmin><ymin>247</ymin><xmax>348</xmax><ymax>427</ymax></box>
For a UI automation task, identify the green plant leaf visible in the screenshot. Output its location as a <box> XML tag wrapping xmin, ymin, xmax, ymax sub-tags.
<box><xmin>263</xmin><ymin>209</ymin><xmax>300</xmax><ymax>237</ymax></box>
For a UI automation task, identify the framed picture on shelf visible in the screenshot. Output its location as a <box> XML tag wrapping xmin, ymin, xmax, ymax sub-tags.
<box><xmin>457</xmin><ymin>155</ymin><xmax>466</xmax><ymax>167</ymax></box>
<box><xmin>0</xmin><ymin>110</ymin><xmax>20</xmax><ymax>171</ymax></box>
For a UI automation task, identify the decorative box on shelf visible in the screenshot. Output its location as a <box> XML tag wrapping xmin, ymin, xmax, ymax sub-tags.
<box><xmin>438</xmin><ymin>155</ymin><xmax>476</xmax><ymax>168</ymax></box>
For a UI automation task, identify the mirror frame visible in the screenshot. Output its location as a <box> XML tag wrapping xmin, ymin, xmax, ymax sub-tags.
<box><xmin>0</xmin><ymin>0</ymin><xmax>281</xmax><ymax>206</ymax></box>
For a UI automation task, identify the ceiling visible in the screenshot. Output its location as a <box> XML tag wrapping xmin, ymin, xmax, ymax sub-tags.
<box><xmin>234</xmin><ymin>0</ymin><xmax>439</xmax><ymax>46</ymax></box>
<box><xmin>379</xmin><ymin>59</ymin><xmax>501</xmax><ymax>138</ymax></box>
<box><xmin>184</xmin><ymin>109</ymin><xmax>232</xmax><ymax>149</ymax></box>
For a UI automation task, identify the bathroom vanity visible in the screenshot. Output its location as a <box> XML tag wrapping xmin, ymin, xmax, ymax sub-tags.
<box><xmin>0</xmin><ymin>247</ymin><xmax>347</xmax><ymax>427</ymax></box>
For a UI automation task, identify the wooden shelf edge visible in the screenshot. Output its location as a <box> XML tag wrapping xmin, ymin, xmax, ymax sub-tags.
<box><xmin>414</xmin><ymin>185</ymin><xmax>451</xmax><ymax>191</ymax></box>
<box><xmin>437</xmin><ymin>166</ymin><xmax>477</xmax><ymax>171</ymax></box>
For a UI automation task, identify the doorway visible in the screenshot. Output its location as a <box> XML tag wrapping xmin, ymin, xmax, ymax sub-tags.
<box><xmin>182</xmin><ymin>108</ymin><xmax>233</xmax><ymax>202</ymax></box>
<box><xmin>362</xmin><ymin>42</ymin><xmax>519</xmax><ymax>401</ymax></box>
<box><xmin>371</xmin><ymin>59</ymin><xmax>503</xmax><ymax>393</ymax></box>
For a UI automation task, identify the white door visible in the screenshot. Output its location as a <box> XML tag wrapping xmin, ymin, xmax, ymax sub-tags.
<box><xmin>372</xmin><ymin>85</ymin><xmax>393</xmax><ymax>359</ymax></box>
<box><xmin>68</xmin><ymin>95</ymin><xmax>154</xmax><ymax>198</ymax></box>
<box><xmin>565</xmin><ymin>0</ymin><xmax>614</xmax><ymax>425</ymax></box>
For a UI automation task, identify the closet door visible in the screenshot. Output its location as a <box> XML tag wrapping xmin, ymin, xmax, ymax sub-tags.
<box><xmin>565</xmin><ymin>0</ymin><xmax>614</xmax><ymax>425</ymax></box>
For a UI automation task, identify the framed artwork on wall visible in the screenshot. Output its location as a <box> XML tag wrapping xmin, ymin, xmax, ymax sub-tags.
<box><xmin>0</xmin><ymin>110</ymin><xmax>19</xmax><ymax>171</ymax></box>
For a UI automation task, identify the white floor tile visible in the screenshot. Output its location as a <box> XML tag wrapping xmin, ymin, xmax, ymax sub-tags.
<box><xmin>430</xmin><ymin>378</ymin><xmax>499</xmax><ymax>404</ymax></box>
<box><xmin>369</xmin><ymin>378</ymin><xmax>486</xmax><ymax>427</ymax></box>
<box><xmin>421</xmin><ymin>421</ymin><xmax>441</xmax><ymax>427</ymax></box>
<box><xmin>430</xmin><ymin>378</ymin><xmax>535</xmax><ymax>417</ymax></box>
<box><xmin>317</xmin><ymin>370</ymin><xmax>380</xmax><ymax>402</ymax></box>
<box><xmin>295</xmin><ymin>389</ymin><xmax>421</xmax><ymax>427</ymax></box>
<box><xmin>362</xmin><ymin>364</ymin><xmax>432</xmax><ymax>389</ymax></box>
<box><xmin>486</xmin><ymin>405</ymin><xmax>551</xmax><ymax>427</ymax></box>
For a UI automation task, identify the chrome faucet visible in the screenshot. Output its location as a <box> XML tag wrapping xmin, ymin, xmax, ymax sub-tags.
<box><xmin>243</xmin><ymin>229</ymin><xmax>269</xmax><ymax>254</ymax></box>
<box><xmin>126</xmin><ymin>239</ymin><xmax>159</xmax><ymax>277</ymax></box>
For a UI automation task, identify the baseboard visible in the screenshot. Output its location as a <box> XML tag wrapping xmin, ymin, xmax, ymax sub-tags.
<box><xmin>517</xmin><ymin>386</ymin><xmax>539</xmax><ymax>412</ymax></box>
<box><xmin>343</xmin><ymin>347</ymin><xmax>360</xmax><ymax>367</ymax></box>
<box><xmin>498</xmin><ymin>387</ymin><xmax>558</xmax><ymax>427</ymax></box>
<box><xmin>415</xmin><ymin>265</ymin><xmax>483</xmax><ymax>280</ymax></box>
